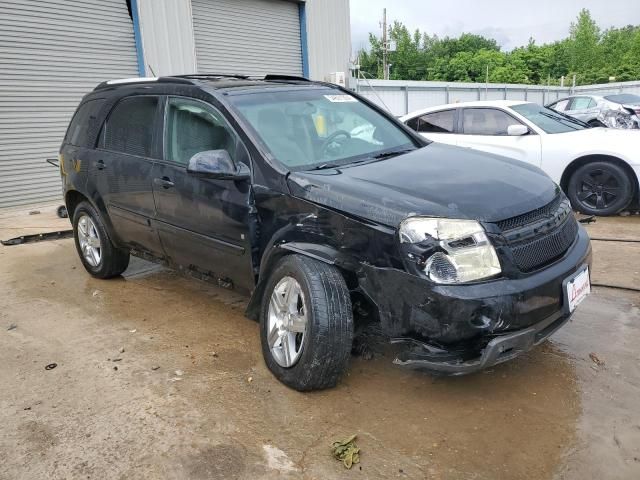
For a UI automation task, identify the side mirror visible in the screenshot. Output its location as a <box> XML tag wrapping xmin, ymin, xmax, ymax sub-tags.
<box><xmin>507</xmin><ymin>124</ymin><xmax>529</xmax><ymax>136</ymax></box>
<box><xmin>187</xmin><ymin>150</ymin><xmax>250</xmax><ymax>180</ymax></box>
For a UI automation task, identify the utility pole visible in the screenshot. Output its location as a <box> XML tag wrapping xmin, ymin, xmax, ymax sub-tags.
<box><xmin>382</xmin><ymin>8</ymin><xmax>389</xmax><ymax>80</ymax></box>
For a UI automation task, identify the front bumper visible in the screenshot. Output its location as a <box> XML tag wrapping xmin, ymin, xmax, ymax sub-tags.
<box><xmin>358</xmin><ymin>224</ymin><xmax>592</xmax><ymax>374</ymax></box>
<box><xmin>391</xmin><ymin>308</ymin><xmax>569</xmax><ymax>375</ymax></box>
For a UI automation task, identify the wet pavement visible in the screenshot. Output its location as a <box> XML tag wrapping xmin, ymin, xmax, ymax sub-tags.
<box><xmin>0</xmin><ymin>208</ymin><xmax>639</xmax><ymax>479</ymax></box>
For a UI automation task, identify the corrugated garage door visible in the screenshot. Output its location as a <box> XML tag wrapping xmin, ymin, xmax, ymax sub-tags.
<box><xmin>192</xmin><ymin>0</ymin><xmax>302</xmax><ymax>77</ymax></box>
<box><xmin>0</xmin><ymin>0</ymin><xmax>139</xmax><ymax>208</ymax></box>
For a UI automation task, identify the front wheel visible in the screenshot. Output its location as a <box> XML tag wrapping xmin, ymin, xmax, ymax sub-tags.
<box><xmin>567</xmin><ymin>161</ymin><xmax>634</xmax><ymax>216</ymax></box>
<box><xmin>73</xmin><ymin>201</ymin><xmax>130</xmax><ymax>278</ymax></box>
<box><xmin>260</xmin><ymin>255</ymin><xmax>353</xmax><ymax>391</ymax></box>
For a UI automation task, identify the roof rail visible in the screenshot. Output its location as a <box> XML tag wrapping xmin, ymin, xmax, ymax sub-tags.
<box><xmin>174</xmin><ymin>73</ymin><xmax>250</xmax><ymax>80</ymax></box>
<box><xmin>94</xmin><ymin>76</ymin><xmax>193</xmax><ymax>90</ymax></box>
<box><xmin>263</xmin><ymin>74</ymin><xmax>310</xmax><ymax>82</ymax></box>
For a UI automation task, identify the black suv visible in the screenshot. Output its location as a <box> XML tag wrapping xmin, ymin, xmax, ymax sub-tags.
<box><xmin>60</xmin><ymin>74</ymin><xmax>592</xmax><ymax>390</ymax></box>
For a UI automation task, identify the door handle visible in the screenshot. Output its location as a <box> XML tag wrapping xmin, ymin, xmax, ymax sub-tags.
<box><xmin>94</xmin><ymin>160</ymin><xmax>106</xmax><ymax>170</ymax></box>
<box><xmin>154</xmin><ymin>176</ymin><xmax>175</xmax><ymax>189</ymax></box>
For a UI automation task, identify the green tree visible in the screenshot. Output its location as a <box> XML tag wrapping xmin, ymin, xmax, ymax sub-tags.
<box><xmin>355</xmin><ymin>9</ymin><xmax>640</xmax><ymax>86</ymax></box>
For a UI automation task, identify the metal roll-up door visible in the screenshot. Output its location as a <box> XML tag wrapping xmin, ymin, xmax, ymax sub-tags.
<box><xmin>192</xmin><ymin>0</ymin><xmax>302</xmax><ymax>77</ymax></box>
<box><xmin>0</xmin><ymin>0</ymin><xmax>139</xmax><ymax>208</ymax></box>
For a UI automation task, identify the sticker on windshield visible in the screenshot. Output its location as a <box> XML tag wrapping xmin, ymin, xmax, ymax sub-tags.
<box><xmin>324</xmin><ymin>95</ymin><xmax>358</xmax><ymax>103</ymax></box>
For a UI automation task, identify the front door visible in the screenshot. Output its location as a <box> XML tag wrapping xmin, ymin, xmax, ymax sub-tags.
<box><xmin>151</xmin><ymin>96</ymin><xmax>255</xmax><ymax>291</ymax></box>
<box><xmin>87</xmin><ymin>95</ymin><xmax>163</xmax><ymax>256</ymax></box>
<box><xmin>456</xmin><ymin>107</ymin><xmax>542</xmax><ymax>167</ymax></box>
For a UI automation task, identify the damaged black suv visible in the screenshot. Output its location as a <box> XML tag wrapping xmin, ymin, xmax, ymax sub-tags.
<box><xmin>60</xmin><ymin>74</ymin><xmax>592</xmax><ymax>391</ymax></box>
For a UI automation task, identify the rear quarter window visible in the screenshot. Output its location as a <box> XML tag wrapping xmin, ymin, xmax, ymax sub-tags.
<box><xmin>406</xmin><ymin>110</ymin><xmax>455</xmax><ymax>133</ymax></box>
<box><xmin>99</xmin><ymin>96</ymin><xmax>159</xmax><ymax>157</ymax></box>
<box><xmin>64</xmin><ymin>98</ymin><xmax>105</xmax><ymax>147</ymax></box>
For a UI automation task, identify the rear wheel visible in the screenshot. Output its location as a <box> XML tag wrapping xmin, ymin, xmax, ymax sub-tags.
<box><xmin>260</xmin><ymin>255</ymin><xmax>353</xmax><ymax>391</ymax></box>
<box><xmin>588</xmin><ymin>119</ymin><xmax>606</xmax><ymax>128</ymax></box>
<box><xmin>73</xmin><ymin>201</ymin><xmax>130</xmax><ymax>278</ymax></box>
<box><xmin>567</xmin><ymin>161</ymin><xmax>634</xmax><ymax>216</ymax></box>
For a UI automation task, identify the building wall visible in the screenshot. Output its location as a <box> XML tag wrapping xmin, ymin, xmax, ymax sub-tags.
<box><xmin>137</xmin><ymin>0</ymin><xmax>197</xmax><ymax>76</ymax></box>
<box><xmin>136</xmin><ymin>0</ymin><xmax>352</xmax><ymax>81</ymax></box>
<box><xmin>305</xmin><ymin>0</ymin><xmax>351</xmax><ymax>82</ymax></box>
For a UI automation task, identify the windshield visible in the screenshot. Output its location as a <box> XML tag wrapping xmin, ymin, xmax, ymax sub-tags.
<box><xmin>511</xmin><ymin>103</ymin><xmax>589</xmax><ymax>133</ymax></box>
<box><xmin>604</xmin><ymin>94</ymin><xmax>640</xmax><ymax>105</ymax></box>
<box><xmin>228</xmin><ymin>87</ymin><xmax>416</xmax><ymax>170</ymax></box>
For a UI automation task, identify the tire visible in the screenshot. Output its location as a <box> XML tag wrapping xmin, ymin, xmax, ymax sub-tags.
<box><xmin>260</xmin><ymin>254</ymin><xmax>353</xmax><ymax>391</ymax></box>
<box><xmin>567</xmin><ymin>161</ymin><xmax>634</xmax><ymax>216</ymax></box>
<box><xmin>73</xmin><ymin>201</ymin><xmax>130</xmax><ymax>278</ymax></box>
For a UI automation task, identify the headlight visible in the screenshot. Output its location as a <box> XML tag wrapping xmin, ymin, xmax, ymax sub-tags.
<box><xmin>399</xmin><ymin>217</ymin><xmax>501</xmax><ymax>284</ymax></box>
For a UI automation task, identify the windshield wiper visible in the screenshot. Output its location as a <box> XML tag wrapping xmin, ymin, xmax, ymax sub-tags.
<box><xmin>370</xmin><ymin>148</ymin><xmax>416</xmax><ymax>160</ymax></box>
<box><xmin>307</xmin><ymin>162</ymin><xmax>344</xmax><ymax>171</ymax></box>
<box><xmin>306</xmin><ymin>148</ymin><xmax>416</xmax><ymax>171</ymax></box>
<box><xmin>538</xmin><ymin>111</ymin><xmax>584</xmax><ymax>129</ymax></box>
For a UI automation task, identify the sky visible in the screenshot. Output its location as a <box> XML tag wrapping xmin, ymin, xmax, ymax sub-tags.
<box><xmin>350</xmin><ymin>0</ymin><xmax>640</xmax><ymax>54</ymax></box>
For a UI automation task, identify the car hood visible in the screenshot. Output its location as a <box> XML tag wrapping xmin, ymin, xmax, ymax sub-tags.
<box><xmin>287</xmin><ymin>142</ymin><xmax>559</xmax><ymax>228</ymax></box>
<box><xmin>551</xmin><ymin>126</ymin><xmax>640</xmax><ymax>151</ymax></box>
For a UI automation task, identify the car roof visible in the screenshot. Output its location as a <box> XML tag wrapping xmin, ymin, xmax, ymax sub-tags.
<box><xmin>93</xmin><ymin>74</ymin><xmax>332</xmax><ymax>93</ymax></box>
<box><xmin>400</xmin><ymin>100</ymin><xmax>529</xmax><ymax>119</ymax></box>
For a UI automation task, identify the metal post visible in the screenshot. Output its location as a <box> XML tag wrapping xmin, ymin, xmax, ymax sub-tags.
<box><xmin>524</xmin><ymin>87</ymin><xmax>528</xmax><ymax>101</ymax></box>
<box><xmin>403</xmin><ymin>86</ymin><xmax>409</xmax><ymax>115</ymax></box>
<box><xmin>503</xmin><ymin>86</ymin><xmax>507</xmax><ymax>100</ymax></box>
<box><xmin>445</xmin><ymin>85</ymin><xmax>450</xmax><ymax>104</ymax></box>
<box><xmin>485</xmin><ymin>65</ymin><xmax>489</xmax><ymax>100</ymax></box>
<box><xmin>382</xmin><ymin>9</ymin><xmax>388</xmax><ymax>80</ymax></box>
<box><xmin>477</xmin><ymin>86</ymin><xmax>481</xmax><ymax>100</ymax></box>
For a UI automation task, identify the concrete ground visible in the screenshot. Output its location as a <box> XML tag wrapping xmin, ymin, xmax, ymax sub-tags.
<box><xmin>0</xmin><ymin>205</ymin><xmax>639</xmax><ymax>480</ymax></box>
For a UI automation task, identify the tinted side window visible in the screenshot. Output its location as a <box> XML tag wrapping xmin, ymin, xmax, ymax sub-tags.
<box><xmin>462</xmin><ymin>108</ymin><xmax>517</xmax><ymax>135</ymax></box>
<box><xmin>102</xmin><ymin>96</ymin><xmax>158</xmax><ymax>157</ymax></box>
<box><xmin>65</xmin><ymin>99</ymin><xmax>105</xmax><ymax>147</ymax></box>
<box><xmin>408</xmin><ymin>110</ymin><xmax>455</xmax><ymax>133</ymax></box>
<box><xmin>165</xmin><ymin>97</ymin><xmax>237</xmax><ymax>166</ymax></box>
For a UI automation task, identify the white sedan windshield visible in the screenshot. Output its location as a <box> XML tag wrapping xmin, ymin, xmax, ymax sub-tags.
<box><xmin>511</xmin><ymin>103</ymin><xmax>589</xmax><ymax>134</ymax></box>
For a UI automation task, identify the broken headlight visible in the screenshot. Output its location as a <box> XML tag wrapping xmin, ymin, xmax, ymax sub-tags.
<box><xmin>399</xmin><ymin>217</ymin><xmax>501</xmax><ymax>284</ymax></box>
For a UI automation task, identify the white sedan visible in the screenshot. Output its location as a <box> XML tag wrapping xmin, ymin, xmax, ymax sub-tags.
<box><xmin>400</xmin><ymin>100</ymin><xmax>640</xmax><ymax>216</ymax></box>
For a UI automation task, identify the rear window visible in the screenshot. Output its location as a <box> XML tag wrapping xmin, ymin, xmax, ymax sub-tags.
<box><xmin>65</xmin><ymin>99</ymin><xmax>105</xmax><ymax>147</ymax></box>
<box><xmin>100</xmin><ymin>96</ymin><xmax>158</xmax><ymax>157</ymax></box>
<box><xmin>603</xmin><ymin>94</ymin><xmax>640</xmax><ymax>105</ymax></box>
<box><xmin>407</xmin><ymin>110</ymin><xmax>455</xmax><ymax>133</ymax></box>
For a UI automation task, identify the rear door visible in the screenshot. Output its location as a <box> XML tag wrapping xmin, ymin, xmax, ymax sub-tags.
<box><xmin>151</xmin><ymin>96</ymin><xmax>255</xmax><ymax>291</ymax></box>
<box><xmin>564</xmin><ymin>96</ymin><xmax>598</xmax><ymax>123</ymax></box>
<box><xmin>404</xmin><ymin>109</ymin><xmax>458</xmax><ymax>145</ymax></box>
<box><xmin>88</xmin><ymin>95</ymin><xmax>163</xmax><ymax>256</ymax></box>
<box><xmin>456</xmin><ymin>107</ymin><xmax>542</xmax><ymax>167</ymax></box>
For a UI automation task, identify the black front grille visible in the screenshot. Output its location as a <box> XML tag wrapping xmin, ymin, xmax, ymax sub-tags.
<box><xmin>509</xmin><ymin>217</ymin><xmax>578</xmax><ymax>272</ymax></box>
<box><xmin>496</xmin><ymin>194</ymin><xmax>579</xmax><ymax>272</ymax></box>
<box><xmin>496</xmin><ymin>194</ymin><xmax>563</xmax><ymax>231</ymax></box>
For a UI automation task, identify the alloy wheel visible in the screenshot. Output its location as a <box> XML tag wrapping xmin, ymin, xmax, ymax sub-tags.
<box><xmin>576</xmin><ymin>168</ymin><xmax>621</xmax><ymax>211</ymax></box>
<box><xmin>267</xmin><ymin>276</ymin><xmax>308</xmax><ymax>368</ymax></box>
<box><xmin>77</xmin><ymin>214</ymin><xmax>102</xmax><ymax>267</ymax></box>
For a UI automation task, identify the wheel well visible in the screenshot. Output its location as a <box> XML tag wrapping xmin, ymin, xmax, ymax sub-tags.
<box><xmin>560</xmin><ymin>154</ymin><xmax>639</xmax><ymax>201</ymax></box>
<box><xmin>64</xmin><ymin>190</ymin><xmax>88</xmax><ymax>220</ymax></box>
<box><xmin>246</xmin><ymin>249</ymin><xmax>362</xmax><ymax>322</ymax></box>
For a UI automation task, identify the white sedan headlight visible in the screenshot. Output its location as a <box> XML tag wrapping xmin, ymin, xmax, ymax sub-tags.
<box><xmin>399</xmin><ymin>217</ymin><xmax>501</xmax><ymax>284</ymax></box>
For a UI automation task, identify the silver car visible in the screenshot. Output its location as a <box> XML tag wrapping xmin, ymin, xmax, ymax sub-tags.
<box><xmin>547</xmin><ymin>94</ymin><xmax>640</xmax><ymax>129</ymax></box>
